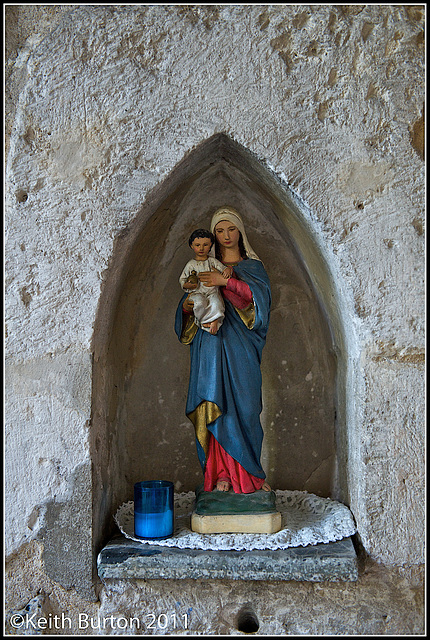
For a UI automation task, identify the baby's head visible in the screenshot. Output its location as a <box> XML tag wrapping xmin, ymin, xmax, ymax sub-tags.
<box><xmin>188</xmin><ymin>228</ymin><xmax>215</xmax><ymax>248</ymax></box>
<box><xmin>188</xmin><ymin>229</ymin><xmax>215</xmax><ymax>259</ymax></box>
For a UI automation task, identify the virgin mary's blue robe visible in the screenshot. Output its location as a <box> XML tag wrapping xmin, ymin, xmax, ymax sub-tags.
<box><xmin>175</xmin><ymin>259</ymin><xmax>271</xmax><ymax>479</ymax></box>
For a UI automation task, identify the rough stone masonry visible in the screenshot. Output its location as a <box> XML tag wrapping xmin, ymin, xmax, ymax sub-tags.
<box><xmin>5</xmin><ymin>4</ymin><xmax>424</xmax><ymax>635</ymax></box>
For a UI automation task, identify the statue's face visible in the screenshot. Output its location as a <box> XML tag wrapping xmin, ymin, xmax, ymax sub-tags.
<box><xmin>214</xmin><ymin>220</ymin><xmax>240</xmax><ymax>249</ymax></box>
<box><xmin>190</xmin><ymin>236</ymin><xmax>212</xmax><ymax>259</ymax></box>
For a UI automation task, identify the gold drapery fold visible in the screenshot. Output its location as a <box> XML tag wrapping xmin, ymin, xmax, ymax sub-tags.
<box><xmin>234</xmin><ymin>302</ymin><xmax>255</xmax><ymax>330</ymax></box>
<box><xmin>180</xmin><ymin>314</ymin><xmax>198</xmax><ymax>344</ymax></box>
<box><xmin>187</xmin><ymin>401</ymin><xmax>222</xmax><ymax>456</ymax></box>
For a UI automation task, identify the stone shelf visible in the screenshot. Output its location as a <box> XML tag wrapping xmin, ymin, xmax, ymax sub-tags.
<box><xmin>97</xmin><ymin>534</ymin><xmax>358</xmax><ymax>582</ymax></box>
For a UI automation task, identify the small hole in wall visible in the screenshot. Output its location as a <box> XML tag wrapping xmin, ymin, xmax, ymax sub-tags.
<box><xmin>237</xmin><ymin>606</ymin><xmax>260</xmax><ymax>634</ymax></box>
<box><xmin>16</xmin><ymin>189</ymin><xmax>28</xmax><ymax>203</ymax></box>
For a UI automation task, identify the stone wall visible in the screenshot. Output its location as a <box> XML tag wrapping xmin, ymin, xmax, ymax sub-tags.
<box><xmin>5</xmin><ymin>4</ymin><xmax>425</xmax><ymax>634</ymax></box>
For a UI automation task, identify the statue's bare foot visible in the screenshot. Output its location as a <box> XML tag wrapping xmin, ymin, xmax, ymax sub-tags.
<box><xmin>215</xmin><ymin>480</ymin><xmax>231</xmax><ymax>492</ymax></box>
<box><xmin>202</xmin><ymin>321</ymin><xmax>219</xmax><ymax>334</ymax></box>
<box><xmin>261</xmin><ymin>481</ymin><xmax>271</xmax><ymax>492</ymax></box>
<box><xmin>209</xmin><ymin>320</ymin><xmax>219</xmax><ymax>335</ymax></box>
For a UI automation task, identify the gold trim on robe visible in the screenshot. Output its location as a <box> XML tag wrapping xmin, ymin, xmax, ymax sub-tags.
<box><xmin>180</xmin><ymin>313</ymin><xmax>199</xmax><ymax>344</ymax></box>
<box><xmin>234</xmin><ymin>301</ymin><xmax>255</xmax><ymax>330</ymax></box>
<box><xmin>187</xmin><ymin>401</ymin><xmax>222</xmax><ymax>456</ymax></box>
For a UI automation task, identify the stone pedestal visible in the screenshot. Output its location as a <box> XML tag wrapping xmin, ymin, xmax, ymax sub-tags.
<box><xmin>190</xmin><ymin>484</ymin><xmax>282</xmax><ymax>534</ymax></box>
<box><xmin>97</xmin><ymin>534</ymin><xmax>359</xmax><ymax>581</ymax></box>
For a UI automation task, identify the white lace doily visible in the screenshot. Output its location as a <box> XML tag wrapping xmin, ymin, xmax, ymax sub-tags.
<box><xmin>114</xmin><ymin>490</ymin><xmax>356</xmax><ymax>551</ymax></box>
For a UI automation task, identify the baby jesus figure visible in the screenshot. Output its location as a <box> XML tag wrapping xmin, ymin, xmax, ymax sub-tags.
<box><xmin>179</xmin><ymin>228</ymin><xmax>232</xmax><ymax>335</ymax></box>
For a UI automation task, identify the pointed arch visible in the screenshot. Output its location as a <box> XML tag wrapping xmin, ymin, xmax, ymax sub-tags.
<box><xmin>90</xmin><ymin>133</ymin><xmax>354</xmax><ymax>557</ymax></box>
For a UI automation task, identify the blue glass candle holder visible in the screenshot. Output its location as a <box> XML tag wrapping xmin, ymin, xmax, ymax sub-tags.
<box><xmin>134</xmin><ymin>481</ymin><xmax>174</xmax><ymax>539</ymax></box>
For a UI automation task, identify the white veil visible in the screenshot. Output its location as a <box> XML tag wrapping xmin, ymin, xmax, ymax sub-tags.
<box><xmin>209</xmin><ymin>206</ymin><xmax>260</xmax><ymax>261</ymax></box>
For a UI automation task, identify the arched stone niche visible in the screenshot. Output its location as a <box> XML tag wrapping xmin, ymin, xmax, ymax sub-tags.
<box><xmin>91</xmin><ymin>134</ymin><xmax>350</xmax><ymax>555</ymax></box>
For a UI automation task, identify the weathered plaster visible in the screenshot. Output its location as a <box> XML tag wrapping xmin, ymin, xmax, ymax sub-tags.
<box><xmin>5</xmin><ymin>3</ymin><xmax>425</xmax><ymax>634</ymax></box>
<box><xmin>95</xmin><ymin>564</ymin><xmax>424</xmax><ymax>635</ymax></box>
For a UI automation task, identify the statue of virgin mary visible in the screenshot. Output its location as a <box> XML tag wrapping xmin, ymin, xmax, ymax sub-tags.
<box><xmin>175</xmin><ymin>206</ymin><xmax>271</xmax><ymax>494</ymax></box>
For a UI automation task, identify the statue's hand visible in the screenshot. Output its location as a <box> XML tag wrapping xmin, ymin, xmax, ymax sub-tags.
<box><xmin>198</xmin><ymin>270</ymin><xmax>226</xmax><ymax>287</ymax></box>
<box><xmin>183</xmin><ymin>295</ymin><xmax>195</xmax><ymax>313</ymax></box>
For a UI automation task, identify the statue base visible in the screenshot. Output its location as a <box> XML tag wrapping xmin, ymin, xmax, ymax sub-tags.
<box><xmin>191</xmin><ymin>511</ymin><xmax>282</xmax><ymax>534</ymax></box>
<box><xmin>191</xmin><ymin>484</ymin><xmax>282</xmax><ymax>534</ymax></box>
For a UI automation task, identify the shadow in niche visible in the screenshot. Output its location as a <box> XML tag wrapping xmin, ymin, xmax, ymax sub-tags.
<box><xmin>91</xmin><ymin>133</ymin><xmax>347</xmax><ymax>567</ymax></box>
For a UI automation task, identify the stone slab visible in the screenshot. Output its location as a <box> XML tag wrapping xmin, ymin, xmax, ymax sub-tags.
<box><xmin>191</xmin><ymin>510</ymin><xmax>282</xmax><ymax>533</ymax></box>
<box><xmin>97</xmin><ymin>534</ymin><xmax>358</xmax><ymax>582</ymax></box>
